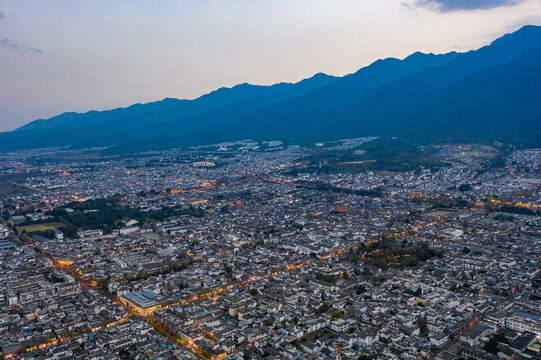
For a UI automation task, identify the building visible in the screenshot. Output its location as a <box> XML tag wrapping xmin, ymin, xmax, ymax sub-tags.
<box><xmin>330</xmin><ymin>319</ymin><xmax>349</xmax><ymax>333</ymax></box>
<box><xmin>120</xmin><ymin>291</ymin><xmax>160</xmax><ymax>315</ymax></box>
<box><xmin>52</xmin><ymin>228</ymin><xmax>64</xmax><ymax>240</ymax></box>
<box><xmin>0</xmin><ymin>225</ymin><xmax>9</xmax><ymax>239</ymax></box>
<box><xmin>0</xmin><ymin>239</ymin><xmax>15</xmax><ymax>252</ymax></box>
<box><xmin>121</xmin><ymin>217</ymin><xmax>139</xmax><ymax>227</ymax></box>
<box><xmin>506</xmin><ymin>311</ymin><xmax>541</xmax><ymax>336</ymax></box>
<box><xmin>192</xmin><ymin>161</ymin><xmax>215</xmax><ymax>167</ymax></box>
<box><xmin>77</xmin><ymin>229</ymin><xmax>104</xmax><ymax>238</ymax></box>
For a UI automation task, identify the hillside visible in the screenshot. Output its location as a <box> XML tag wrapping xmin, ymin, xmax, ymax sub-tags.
<box><xmin>1</xmin><ymin>25</ymin><xmax>540</xmax><ymax>152</ymax></box>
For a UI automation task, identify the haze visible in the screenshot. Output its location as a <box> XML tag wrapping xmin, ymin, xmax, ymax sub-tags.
<box><xmin>1</xmin><ymin>0</ymin><xmax>540</xmax><ymax>131</ymax></box>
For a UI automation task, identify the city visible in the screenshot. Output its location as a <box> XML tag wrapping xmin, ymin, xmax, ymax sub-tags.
<box><xmin>1</xmin><ymin>2</ymin><xmax>541</xmax><ymax>359</ymax></box>
<box><xmin>0</xmin><ymin>139</ymin><xmax>539</xmax><ymax>359</ymax></box>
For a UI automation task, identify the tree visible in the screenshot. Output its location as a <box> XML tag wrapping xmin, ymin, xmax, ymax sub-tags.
<box><xmin>484</xmin><ymin>331</ymin><xmax>507</xmax><ymax>353</ymax></box>
<box><xmin>362</xmin><ymin>268</ymin><xmax>372</xmax><ymax>276</ymax></box>
<box><xmin>96</xmin><ymin>278</ymin><xmax>109</xmax><ymax>290</ymax></box>
<box><xmin>316</xmin><ymin>302</ymin><xmax>330</xmax><ymax>314</ymax></box>
<box><xmin>458</xmin><ymin>184</ymin><xmax>472</xmax><ymax>192</ymax></box>
<box><xmin>484</xmin><ymin>337</ymin><xmax>499</xmax><ymax>353</ymax></box>
<box><xmin>493</xmin><ymin>331</ymin><xmax>508</xmax><ymax>344</ymax></box>
<box><xmin>417</xmin><ymin>318</ymin><xmax>428</xmax><ymax>337</ymax></box>
<box><xmin>331</xmin><ymin>310</ymin><xmax>343</xmax><ymax>320</ymax></box>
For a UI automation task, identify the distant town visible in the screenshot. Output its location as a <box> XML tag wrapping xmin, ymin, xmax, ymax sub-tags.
<box><xmin>0</xmin><ymin>138</ymin><xmax>540</xmax><ymax>360</ymax></box>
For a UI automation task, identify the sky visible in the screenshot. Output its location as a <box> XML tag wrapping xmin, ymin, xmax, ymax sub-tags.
<box><xmin>1</xmin><ymin>0</ymin><xmax>540</xmax><ymax>131</ymax></box>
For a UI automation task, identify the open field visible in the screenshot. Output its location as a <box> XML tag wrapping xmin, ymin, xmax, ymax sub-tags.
<box><xmin>0</xmin><ymin>174</ymin><xmax>36</xmax><ymax>198</ymax></box>
<box><xmin>141</xmin><ymin>233</ymin><xmax>162</xmax><ymax>241</ymax></box>
<box><xmin>425</xmin><ymin>210</ymin><xmax>456</xmax><ymax>217</ymax></box>
<box><xmin>16</xmin><ymin>222</ymin><xmax>63</xmax><ymax>234</ymax></box>
<box><xmin>510</xmin><ymin>178</ymin><xmax>541</xmax><ymax>184</ymax></box>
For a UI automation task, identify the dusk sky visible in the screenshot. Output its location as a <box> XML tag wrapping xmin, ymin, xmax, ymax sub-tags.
<box><xmin>1</xmin><ymin>0</ymin><xmax>540</xmax><ymax>131</ymax></box>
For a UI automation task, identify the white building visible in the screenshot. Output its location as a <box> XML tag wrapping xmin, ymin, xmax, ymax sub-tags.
<box><xmin>506</xmin><ymin>311</ymin><xmax>541</xmax><ymax>336</ymax></box>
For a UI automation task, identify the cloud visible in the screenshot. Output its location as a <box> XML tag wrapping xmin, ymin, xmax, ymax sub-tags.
<box><xmin>28</xmin><ymin>47</ymin><xmax>44</xmax><ymax>54</ymax></box>
<box><xmin>0</xmin><ymin>37</ymin><xmax>43</xmax><ymax>54</ymax></box>
<box><xmin>0</xmin><ymin>37</ymin><xmax>19</xmax><ymax>50</ymax></box>
<box><xmin>0</xmin><ymin>11</ymin><xmax>5</xmax><ymax>20</ymax></box>
<box><xmin>410</xmin><ymin>0</ymin><xmax>524</xmax><ymax>12</ymax></box>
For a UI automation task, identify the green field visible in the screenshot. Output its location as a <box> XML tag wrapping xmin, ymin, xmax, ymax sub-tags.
<box><xmin>16</xmin><ymin>222</ymin><xmax>63</xmax><ymax>234</ymax></box>
<box><xmin>0</xmin><ymin>173</ymin><xmax>37</xmax><ymax>198</ymax></box>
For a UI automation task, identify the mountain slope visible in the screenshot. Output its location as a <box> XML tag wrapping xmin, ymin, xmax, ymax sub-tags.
<box><xmin>317</xmin><ymin>25</ymin><xmax>541</xmax><ymax>145</ymax></box>
<box><xmin>2</xmin><ymin>25</ymin><xmax>541</xmax><ymax>152</ymax></box>
<box><xmin>0</xmin><ymin>73</ymin><xmax>337</xmax><ymax>150</ymax></box>
<box><xmin>104</xmin><ymin>25</ymin><xmax>541</xmax><ymax>152</ymax></box>
<box><xmin>15</xmin><ymin>81</ymin><xmax>296</xmax><ymax>133</ymax></box>
<box><xmin>78</xmin><ymin>51</ymin><xmax>462</xmax><ymax>151</ymax></box>
<box><xmin>415</xmin><ymin>48</ymin><xmax>541</xmax><ymax>145</ymax></box>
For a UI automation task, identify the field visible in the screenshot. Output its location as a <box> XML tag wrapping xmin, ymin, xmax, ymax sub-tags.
<box><xmin>510</xmin><ymin>178</ymin><xmax>541</xmax><ymax>184</ymax></box>
<box><xmin>16</xmin><ymin>222</ymin><xmax>63</xmax><ymax>234</ymax></box>
<box><xmin>0</xmin><ymin>173</ymin><xmax>37</xmax><ymax>198</ymax></box>
<box><xmin>141</xmin><ymin>233</ymin><xmax>162</xmax><ymax>241</ymax></box>
<box><xmin>285</xmin><ymin>138</ymin><xmax>444</xmax><ymax>175</ymax></box>
<box><xmin>425</xmin><ymin>210</ymin><xmax>456</xmax><ymax>217</ymax></box>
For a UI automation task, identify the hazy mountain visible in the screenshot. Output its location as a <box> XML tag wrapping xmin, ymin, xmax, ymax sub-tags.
<box><xmin>111</xmin><ymin>25</ymin><xmax>541</xmax><ymax>152</ymax></box>
<box><xmin>75</xmin><ymin>51</ymin><xmax>461</xmax><ymax>150</ymax></box>
<box><xmin>2</xmin><ymin>25</ymin><xmax>541</xmax><ymax>152</ymax></box>
<box><xmin>15</xmin><ymin>80</ymin><xmax>301</xmax><ymax>133</ymax></box>
<box><xmin>412</xmin><ymin>48</ymin><xmax>541</xmax><ymax>144</ymax></box>
<box><xmin>317</xmin><ymin>25</ymin><xmax>541</xmax><ymax>146</ymax></box>
<box><xmin>0</xmin><ymin>73</ymin><xmax>337</xmax><ymax>150</ymax></box>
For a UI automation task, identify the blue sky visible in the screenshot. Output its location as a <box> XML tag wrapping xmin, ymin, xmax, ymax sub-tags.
<box><xmin>1</xmin><ymin>0</ymin><xmax>540</xmax><ymax>131</ymax></box>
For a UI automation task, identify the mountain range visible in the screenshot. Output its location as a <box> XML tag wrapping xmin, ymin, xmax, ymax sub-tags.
<box><xmin>2</xmin><ymin>25</ymin><xmax>541</xmax><ymax>152</ymax></box>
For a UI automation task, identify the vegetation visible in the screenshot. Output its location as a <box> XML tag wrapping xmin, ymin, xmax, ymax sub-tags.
<box><xmin>286</xmin><ymin>139</ymin><xmax>443</xmax><ymax>176</ymax></box>
<box><xmin>483</xmin><ymin>331</ymin><xmax>508</xmax><ymax>353</ymax></box>
<box><xmin>356</xmin><ymin>285</ymin><xmax>367</xmax><ymax>294</ymax></box>
<box><xmin>331</xmin><ymin>310</ymin><xmax>343</xmax><ymax>320</ymax></box>
<box><xmin>15</xmin><ymin>222</ymin><xmax>63</xmax><ymax>236</ymax></box>
<box><xmin>315</xmin><ymin>272</ymin><xmax>337</xmax><ymax>284</ymax></box>
<box><xmin>494</xmin><ymin>214</ymin><xmax>514</xmax><ymax>221</ymax></box>
<box><xmin>50</xmin><ymin>196</ymin><xmax>205</xmax><ymax>233</ymax></box>
<box><xmin>315</xmin><ymin>302</ymin><xmax>331</xmax><ymax>314</ymax></box>
<box><xmin>425</xmin><ymin>198</ymin><xmax>469</xmax><ymax>210</ymax></box>
<box><xmin>417</xmin><ymin>318</ymin><xmax>429</xmax><ymax>337</ymax></box>
<box><xmin>498</xmin><ymin>205</ymin><xmax>539</xmax><ymax>216</ymax></box>
<box><xmin>350</xmin><ymin>138</ymin><xmax>443</xmax><ymax>171</ymax></box>
<box><xmin>458</xmin><ymin>183</ymin><xmax>472</xmax><ymax>192</ymax></box>
<box><xmin>0</xmin><ymin>173</ymin><xmax>37</xmax><ymax>198</ymax></box>
<box><xmin>348</xmin><ymin>237</ymin><xmax>442</xmax><ymax>270</ymax></box>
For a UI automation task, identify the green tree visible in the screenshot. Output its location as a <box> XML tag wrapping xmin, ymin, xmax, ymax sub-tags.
<box><xmin>331</xmin><ymin>310</ymin><xmax>343</xmax><ymax>320</ymax></box>
<box><xmin>417</xmin><ymin>318</ymin><xmax>428</xmax><ymax>337</ymax></box>
<box><xmin>356</xmin><ymin>285</ymin><xmax>367</xmax><ymax>294</ymax></box>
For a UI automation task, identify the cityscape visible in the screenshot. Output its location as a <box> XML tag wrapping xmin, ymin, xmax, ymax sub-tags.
<box><xmin>0</xmin><ymin>139</ymin><xmax>539</xmax><ymax>359</ymax></box>
<box><xmin>1</xmin><ymin>1</ymin><xmax>541</xmax><ymax>359</ymax></box>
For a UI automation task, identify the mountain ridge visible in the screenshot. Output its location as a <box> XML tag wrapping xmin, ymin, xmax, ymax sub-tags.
<box><xmin>2</xmin><ymin>25</ymin><xmax>541</xmax><ymax>152</ymax></box>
